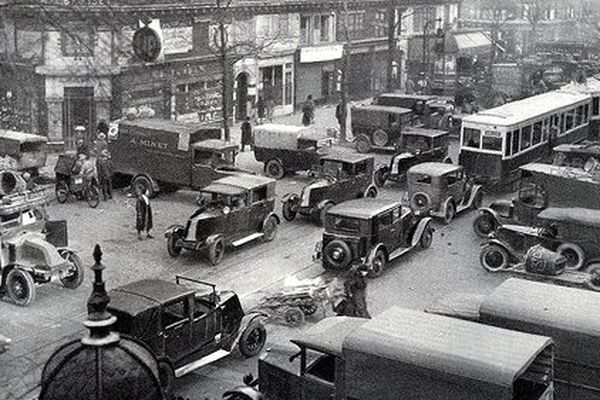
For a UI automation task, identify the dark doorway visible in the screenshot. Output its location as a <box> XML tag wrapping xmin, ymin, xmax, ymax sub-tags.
<box><xmin>236</xmin><ymin>73</ymin><xmax>249</xmax><ymax>120</ymax></box>
<box><xmin>321</xmin><ymin>71</ymin><xmax>332</xmax><ymax>101</ymax></box>
<box><xmin>63</xmin><ymin>87</ymin><xmax>95</xmax><ymax>150</ymax></box>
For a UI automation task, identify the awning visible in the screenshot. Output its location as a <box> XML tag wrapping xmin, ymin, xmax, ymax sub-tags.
<box><xmin>448</xmin><ymin>31</ymin><xmax>492</xmax><ymax>56</ymax></box>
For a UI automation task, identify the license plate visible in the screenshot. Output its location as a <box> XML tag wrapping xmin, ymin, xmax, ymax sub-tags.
<box><xmin>74</xmin><ymin>178</ymin><xmax>83</xmax><ymax>184</ymax></box>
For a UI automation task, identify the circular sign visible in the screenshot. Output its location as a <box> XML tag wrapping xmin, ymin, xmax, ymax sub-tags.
<box><xmin>132</xmin><ymin>26</ymin><xmax>161</xmax><ymax>63</ymax></box>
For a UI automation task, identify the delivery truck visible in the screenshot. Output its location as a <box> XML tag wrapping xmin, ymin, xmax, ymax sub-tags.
<box><xmin>110</xmin><ymin>118</ymin><xmax>243</xmax><ymax>197</ymax></box>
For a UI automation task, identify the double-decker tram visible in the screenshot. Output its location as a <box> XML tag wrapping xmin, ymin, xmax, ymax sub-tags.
<box><xmin>459</xmin><ymin>89</ymin><xmax>591</xmax><ymax>187</ymax></box>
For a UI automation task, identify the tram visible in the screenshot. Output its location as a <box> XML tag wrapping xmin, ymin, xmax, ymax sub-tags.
<box><xmin>459</xmin><ymin>89</ymin><xmax>591</xmax><ymax>187</ymax></box>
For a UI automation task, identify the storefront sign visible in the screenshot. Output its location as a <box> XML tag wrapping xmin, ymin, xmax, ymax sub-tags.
<box><xmin>163</xmin><ymin>27</ymin><xmax>193</xmax><ymax>55</ymax></box>
<box><xmin>300</xmin><ymin>44</ymin><xmax>344</xmax><ymax>63</ymax></box>
<box><xmin>132</xmin><ymin>26</ymin><xmax>162</xmax><ymax>62</ymax></box>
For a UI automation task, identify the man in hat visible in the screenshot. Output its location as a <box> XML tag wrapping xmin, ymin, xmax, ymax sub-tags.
<box><xmin>135</xmin><ymin>186</ymin><xmax>153</xmax><ymax>240</ymax></box>
<box><xmin>96</xmin><ymin>149</ymin><xmax>113</xmax><ymax>200</ymax></box>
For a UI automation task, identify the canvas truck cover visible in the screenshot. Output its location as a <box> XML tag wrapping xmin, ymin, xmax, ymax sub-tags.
<box><xmin>342</xmin><ymin>307</ymin><xmax>553</xmax><ymax>400</ymax></box>
<box><xmin>253</xmin><ymin>124</ymin><xmax>318</xmax><ymax>150</ymax></box>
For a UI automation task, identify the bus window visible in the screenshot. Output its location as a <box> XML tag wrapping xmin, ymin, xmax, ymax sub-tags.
<box><xmin>520</xmin><ymin>126</ymin><xmax>532</xmax><ymax>151</ymax></box>
<box><xmin>565</xmin><ymin>109</ymin><xmax>574</xmax><ymax>131</ymax></box>
<box><xmin>463</xmin><ymin>128</ymin><xmax>480</xmax><ymax>148</ymax></box>
<box><xmin>560</xmin><ymin>113</ymin><xmax>566</xmax><ymax>134</ymax></box>
<box><xmin>593</xmin><ymin>97</ymin><xmax>599</xmax><ymax>116</ymax></box>
<box><xmin>505</xmin><ymin>131</ymin><xmax>512</xmax><ymax>156</ymax></box>
<box><xmin>542</xmin><ymin>119</ymin><xmax>549</xmax><ymax>142</ymax></box>
<box><xmin>512</xmin><ymin>129</ymin><xmax>520</xmax><ymax>155</ymax></box>
<box><xmin>584</xmin><ymin>104</ymin><xmax>589</xmax><ymax>122</ymax></box>
<box><xmin>575</xmin><ymin>106</ymin><xmax>583</xmax><ymax>126</ymax></box>
<box><xmin>532</xmin><ymin>122</ymin><xmax>542</xmax><ymax>145</ymax></box>
<box><xmin>482</xmin><ymin>131</ymin><xmax>502</xmax><ymax>152</ymax></box>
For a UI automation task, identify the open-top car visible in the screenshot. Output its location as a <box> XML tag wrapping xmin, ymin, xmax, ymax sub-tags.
<box><xmin>281</xmin><ymin>153</ymin><xmax>378</xmax><ymax>226</ymax></box>
<box><xmin>553</xmin><ymin>141</ymin><xmax>600</xmax><ymax>168</ymax></box>
<box><xmin>407</xmin><ymin>162</ymin><xmax>483</xmax><ymax>224</ymax></box>
<box><xmin>374</xmin><ymin>127</ymin><xmax>451</xmax><ymax>186</ymax></box>
<box><xmin>313</xmin><ymin>198</ymin><xmax>433</xmax><ymax>278</ymax></box>
<box><xmin>165</xmin><ymin>174</ymin><xmax>279</xmax><ymax>265</ymax></box>
<box><xmin>107</xmin><ymin>276</ymin><xmax>267</xmax><ymax>393</ymax></box>
<box><xmin>351</xmin><ymin>105</ymin><xmax>418</xmax><ymax>153</ymax></box>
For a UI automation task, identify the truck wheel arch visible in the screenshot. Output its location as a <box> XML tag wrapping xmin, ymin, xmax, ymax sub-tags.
<box><xmin>132</xmin><ymin>174</ymin><xmax>159</xmax><ymax>198</ymax></box>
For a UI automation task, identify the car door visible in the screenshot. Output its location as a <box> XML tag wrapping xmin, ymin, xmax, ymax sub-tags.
<box><xmin>445</xmin><ymin>170</ymin><xmax>464</xmax><ymax>204</ymax></box>
<box><xmin>190</xmin><ymin>296</ymin><xmax>220</xmax><ymax>355</ymax></box>
<box><xmin>377</xmin><ymin>208</ymin><xmax>402</xmax><ymax>252</ymax></box>
<box><xmin>354</xmin><ymin>160</ymin><xmax>372</xmax><ymax>194</ymax></box>
<box><xmin>249</xmin><ymin>185</ymin><xmax>271</xmax><ymax>232</ymax></box>
<box><xmin>162</xmin><ymin>296</ymin><xmax>192</xmax><ymax>364</ymax></box>
<box><xmin>227</xmin><ymin>195</ymin><xmax>250</xmax><ymax>239</ymax></box>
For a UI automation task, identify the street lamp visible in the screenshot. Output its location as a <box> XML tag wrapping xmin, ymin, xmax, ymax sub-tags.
<box><xmin>421</xmin><ymin>17</ymin><xmax>442</xmax><ymax>93</ymax></box>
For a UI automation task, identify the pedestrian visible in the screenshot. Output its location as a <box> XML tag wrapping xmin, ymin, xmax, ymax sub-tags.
<box><xmin>405</xmin><ymin>78</ymin><xmax>416</xmax><ymax>95</ymax></box>
<box><xmin>75</xmin><ymin>138</ymin><xmax>89</xmax><ymax>157</ymax></box>
<box><xmin>256</xmin><ymin>95</ymin><xmax>265</xmax><ymax>124</ymax></box>
<box><xmin>335</xmin><ymin>101</ymin><xmax>344</xmax><ymax>130</ymax></box>
<box><xmin>343</xmin><ymin>264</ymin><xmax>371</xmax><ymax>318</ymax></box>
<box><xmin>302</xmin><ymin>95</ymin><xmax>314</xmax><ymax>126</ymax></box>
<box><xmin>240</xmin><ymin>116</ymin><xmax>253</xmax><ymax>152</ymax></box>
<box><xmin>94</xmin><ymin>132</ymin><xmax>108</xmax><ymax>156</ymax></box>
<box><xmin>135</xmin><ymin>186</ymin><xmax>153</xmax><ymax>240</ymax></box>
<box><xmin>96</xmin><ymin>149</ymin><xmax>113</xmax><ymax>200</ymax></box>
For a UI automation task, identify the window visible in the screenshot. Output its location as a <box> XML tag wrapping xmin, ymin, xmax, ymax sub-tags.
<box><xmin>284</xmin><ymin>63</ymin><xmax>293</xmax><ymax>105</ymax></box>
<box><xmin>378</xmin><ymin>212</ymin><xmax>393</xmax><ymax>228</ymax></box>
<box><xmin>347</xmin><ymin>11</ymin><xmax>365</xmax><ymax>38</ymax></box>
<box><xmin>194</xmin><ymin>150</ymin><xmax>213</xmax><ymax>164</ymax></box>
<box><xmin>320</xmin><ymin>15</ymin><xmax>331</xmax><ymax>42</ymax></box>
<box><xmin>446</xmin><ymin>171</ymin><xmax>462</xmax><ymax>186</ymax></box>
<box><xmin>593</xmin><ymin>97</ymin><xmax>599</xmax><ymax>116</ymax></box>
<box><xmin>162</xmin><ymin>299</ymin><xmax>189</xmax><ymax>329</ymax></box>
<box><xmin>505</xmin><ymin>131</ymin><xmax>512</xmax><ymax>156</ymax></box>
<box><xmin>306</xmin><ymin>350</ymin><xmax>336</xmax><ymax>383</ymax></box>
<box><xmin>375</xmin><ymin>10</ymin><xmax>387</xmax><ymax>37</ymax></box>
<box><xmin>520</xmin><ymin>125</ymin><xmax>532</xmax><ymax>151</ymax></box>
<box><xmin>512</xmin><ymin>129</ymin><xmax>520</xmax><ymax>155</ymax></box>
<box><xmin>575</xmin><ymin>105</ymin><xmax>583</xmax><ymax>126</ymax></box>
<box><xmin>355</xmin><ymin>161</ymin><xmax>367</xmax><ymax>175</ymax></box>
<box><xmin>332</xmin><ymin>217</ymin><xmax>360</xmax><ymax>233</ymax></box>
<box><xmin>62</xmin><ymin>29</ymin><xmax>94</xmax><ymax>57</ymax></box>
<box><xmin>463</xmin><ymin>128</ymin><xmax>480</xmax><ymax>148</ymax></box>
<box><xmin>415</xmin><ymin>174</ymin><xmax>431</xmax><ymax>184</ymax></box>
<box><xmin>565</xmin><ymin>109</ymin><xmax>574</xmax><ymax>131</ymax></box>
<box><xmin>559</xmin><ymin>113</ymin><xmax>565</xmax><ymax>133</ymax></box>
<box><xmin>532</xmin><ymin>121</ymin><xmax>542</xmax><ymax>145</ymax></box>
<box><xmin>252</xmin><ymin>186</ymin><xmax>268</xmax><ymax>203</ymax></box>
<box><xmin>482</xmin><ymin>131</ymin><xmax>502</xmax><ymax>151</ymax></box>
<box><xmin>300</xmin><ymin>16</ymin><xmax>311</xmax><ymax>44</ymax></box>
<box><xmin>584</xmin><ymin>104</ymin><xmax>589</xmax><ymax>122</ymax></box>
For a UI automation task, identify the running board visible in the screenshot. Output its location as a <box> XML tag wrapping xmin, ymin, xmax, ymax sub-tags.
<box><xmin>388</xmin><ymin>246</ymin><xmax>414</xmax><ymax>261</ymax></box>
<box><xmin>232</xmin><ymin>232</ymin><xmax>263</xmax><ymax>247</ymax></box>
<box><xmin>175</xmin><ymin>349</ymin><xmax>231</xmax><ymax>378</ymax></box>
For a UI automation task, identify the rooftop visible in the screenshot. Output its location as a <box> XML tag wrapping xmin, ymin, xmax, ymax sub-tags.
<box><xmin>408</xmin><ymin>162</ymin><xmax>462</xmax><ymax>176</ymax></box>
<box><xmin>213</xmin><ymin>174</ymin><xmax>275</xmax><ymax>190</ymax></box>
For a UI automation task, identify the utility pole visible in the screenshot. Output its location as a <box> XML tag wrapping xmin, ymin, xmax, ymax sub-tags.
<box><xmin>339</xmin><ymin>0</ymin><xmax>352</xmax><ymax>142</ymax></box>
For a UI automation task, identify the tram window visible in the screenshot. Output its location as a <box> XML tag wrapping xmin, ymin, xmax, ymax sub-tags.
<box><xmin>565</xmin><ymin>109</ymin><xmax>574</xmax><ymax>131</ymax></box>
<box><xmin>463</xmin><ymin>128</ymin><xmax>480</xmax><ymax>148</ymax></box>
<box><xmin>542</xmin><ymin>119</ymin><xmax>549</xmax><ymax>142</ymax></box>
<box><xmin>482</xmin><ymin>131</ymin><xmax>502</xmax><ymax>151</ymax></box>
<box><xmin>512</xmin><ymin>129</ymin><xmax>520</xmax><ymax>154</ymax></box>
<box><xmin>533</xmin><ymin>122</ymin><xmax>542</xmax><ymax>145</ymax></box>
<box><xmin>584</xmin><ymin>104</ymin><xmax>590</xmax><ymax>122</ymax></box>
<box><xmin>520</xmin><ymin>126</ymin><xmax>532</xmax><ymax>151</ymax></box>
<box><xmin>593</xmin><ymin>97</ymin><xmax>599</xmax><ymax>116</ymax></box>
<box><xmin>560</xmin><ymin>114</ymin><xmax>566</xmax><ymax>134</ymax></box>
<box><xmin>575</xmin><ymin>106</ymin><xmax>583</xmax><ymax>126</ymax></box>
<box><xmin>505</xmin><ymin>131</ymin><xmax>512</xmax><ymax>156</ymax></box>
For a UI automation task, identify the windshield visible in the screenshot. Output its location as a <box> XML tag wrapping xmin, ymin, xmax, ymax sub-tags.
<box><xmin>329</xmin><ymin>216</ymin><xmax>362</xmax><ymax>233</ymax></box>
<box><xmin>197</xmin><ymin>191</ymin><xmax>246</xmax><ymax>209</ymax></box>
<box><xmin>403</xmin><ymin>134</ymin><xmax>431</xmax><ymax>151</ymax></box>
<box><xmin>194</xmin><ymin>149</ymin><xmax>235</xmax><ymax>166</ymax></box>
<box><xmin>321</xmin><ymin>160</ymin><xmax>344</xmax><ymax>178</ymax></box>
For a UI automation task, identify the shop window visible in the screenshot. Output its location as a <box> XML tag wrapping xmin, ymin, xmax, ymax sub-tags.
<box><xmin>462</xmin><ymin>128</ymin><xmax>480</xmax><ymax>148</ymax></box>
<box><xmin>320</xmin><ymin>15</ymin><xmax>331</xmax><ymax>42</ymax></box>
<box><xmin>532</xmin><ymin>121</ymin><xmax>542</xmax><ymax>145</ymax></box>
<box><xmin>520</xmin><ymin>125</ymin><xmax>532</xmax><ymax>151</ymax></box>
<box><xmin>512</xmin><ymin>129</ymin><xmax>520</xmax><ymax>155</ymax></box>
<box><xmin>62</xmin><ymin>29</ymin><xmax>94</xmax><ymax>57</ymax></box>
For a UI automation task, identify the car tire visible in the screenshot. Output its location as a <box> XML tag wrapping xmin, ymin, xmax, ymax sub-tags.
<box><xmin>585</xmin><ymin>263</ymin><xmax>600</xmax><ymax>291</ymax></box>
<box><xmin>6</xmin><ymin>268</ymin><xmax>36</xmax><ymax>307</ymax></box>
<box><xmin>480</xmin><ymin>244</ymin><xmax>509</xmax><ymax>272</ymax></box>
<box><xmin>443</xmin><ymin>156</ymin><xmax>453</xmax><ymax>164</ymax></box>
<box><xmin>410</xmin><ymin>192</ymin><xmax>430</xmax><ymax>212</ymax></box>
<box><xmin>473</xmin><ymin>213</ymin><xmax>497</xmax><ymax>238</ymax></box>
<box><xmin>208</xmin><ymin>237</ymin><xmax>226</xmax><ymax>266</ymax></box>
<box><xmin>239</xmin><ymin>319</ymin><xmax>267</xmax><ymax>357</ymax></box>
<box><xmin>419</xmin><ymin>225</ymin><xmax>434</xmax><ymax>249</ymax></box>
<box><xmin>158</xmin><ymin>360</ymin><xmax>175</xmax><ymax>395</ymax></box>
<box><xmin>355</xmin><ymin>135</ymin><xmax>371</xmax><ymax>154</ymax></box>
<box><xmin>265</xmin><ymin>159</ymin><xmax>285</xmax><ymax>180</ymax></box>
<box><xmin>372</xmin><ymin>129</ymin><xmax>389</xmax><ymax>147</ymax></box>
<box><xmin>368</xmin><ymin>249</ymin><xmax>387</xmax><ymax>278</ymax></box>
<box><xmin>374</xmin><ymin>167</ymin><xmax>389</xmax><ymax>187</ymax></box>
<box><xmin>318</xmin><ymin>202</ymin><xmax>334</xmax><ymax>227</ymax></box>
<box><xmin>323</xmin><ymin>240</ymin><xmax>352</xmax><ymax>270</ymax></box>
<box><xmin>132</xmin><ymin>175</ymin><xmax>155</xmax><ymax>198</ymax></box>
<box><xmin>59</xmin><ymin>252</ymin><xmax>84</xmax><ymax>289</ymax></box>
<box><xmin>443</xmin><ymin>201</ymin><xmax>456</xmax><ymax>225</ymax></box>
<box><xmin>86</xmin><ymin>184</ymin><xmax>101</xmax><ymax>209</ymax></box>
<box><xmin>365</xmin><ymin>186</ymin><xmax>378</xmax><ymax>198</ymax></box>
<box><xmin>262</xmin><ymin>215</ymin><xmax>278</xmax><ymax>242</ymax></box>
<box><xmin>472</xmin><ymin>190</ymin><xmax>483</xmax><ymax>210</ymax></box>
<box><xmin>55</xmin><ymin>182</ymin><xmax>69</xmax><ymax>204</ymax></box>
<box><xmin>282</xmin><ymin>307</ymin><xmax>305</xmax><ymax>327</ymax></box>
<box><xmin>282</xmin><ymin>200</ymin><xmax>297</xmax><ymax>222</ymax></box>
<box><xmin>557</xmin><ymin>243</ymin><xmax>585</xmax><ymax>271</ymax></box>
<box><xmin>167</xmin><ymin>233</ymin><xmax>183</xmax><ymax>257</ymax></box>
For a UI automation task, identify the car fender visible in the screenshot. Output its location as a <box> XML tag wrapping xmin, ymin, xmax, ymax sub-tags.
<box><xmin>466</xmin><ymin>185</ymin><xmax>484</xmax><ymax>207</ymax></box>
<box><xmin>223</xmin><ymin>386</ymin><xmax>264</xmax><ymax>400</ymax></box>
<box><xmin>484</xmin><ymin>238</ymin><xmax>520</xmax><ymax>263</ymax></box>
<box><xmin>281</xmin><ymin>193</ymin><xmax>299</xmax><ymax>204</ymax></box>
<box><xmin>477</xmin><ymin>208</ymin><xmax>501</xmax><ymax>226</ymax></box>
<box><xmin>366</xmin><ymin>243</ymin><xmax>387</xmax><ymax>266</ymax></box>
<box><xmin>262</xmin><ymin>212</ymin><xmax>280</xmax><ymax>226</ymax></box>
<box><xmin>364</xmin><ymin>184</ymin><xmax>378</xmax><ymax>197</ymax></box>
<box><xmin>442</xmin><ymin>196</ymin><xmax>455</xmax><ymax>214</ymax></box>
<box><xmin>206</xmin><ymin>234</ymin><xmax>224</xmax><ymax>247</ymax></box>
<box><xmin>263</xmin><ymin>157</ymin><xmax>283</xmax><ymax>171</ymax></box>
<box><xmin>411</xmin><ymin>218</ymin><xmax>434</xmax><ymax>247</ymax></box>
<box><xmin>229</xmin><ymin>312</ymin><xmax>268</xmax><ymax>352</ymax></box>
<box><xmin>164</xmin><ymin>224</ymin><xmax>185</xmax><ymax>238</ymax></box>
<box><xmin>132</xmin><ymin>173</ymin><xmax>160</xmax><ymax>193</ymax></box>
<box><xmin>316</xmin><ymin>200</ymin><xmax>334</xmax><ymax>212</ymax></box>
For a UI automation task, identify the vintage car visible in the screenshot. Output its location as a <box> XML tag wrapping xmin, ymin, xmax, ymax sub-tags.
<box><xmin>351</xmin><ymin>105</ymin><xmax>418</xmax><ymax>153</ymax></box>
<box><xmin>480</xmin><ymin>207</ymin><xmax>600</xmax><ymax>275</ymax></box>
<box><xmin>313</xmin><ymin>198</ymin><xmax>433</xmax><ymax>278</ymax></box>
<box><xmin>107</xmin><ymin>276</ymin><xmax>267</xmax><ymax>393</ymax></box>
<box><xmin>552</xmin><ymin>141</ymin><xmax>600</xmax><ymax>167</ymax></box>
<box><xmin>281</xmin><ymin>154</ymin><xmax>378</xmax><ymax>226</ymax></box>
<box><xmin>407</xmin><ymin>162</ymin><xmax>483</xmax><ymax>224</ymax></box>
<box><xmin>0</xmin><ymin>129</ymin><xmax>47</xmax><ymax>174</ymax></box>
<box><xmin>0</xmin><ymin>171</ymin><xmax>83</xmax><ymax>306</ymax></box>
<box><xmin>253</xmin><ymin>124</ymin><xmax>332</xmax><ymax>179</ymax></box>
<box><xmin>165</xmin><ymin>174</ymin><xmax>279</xmax><ymax>265</ymax></box>
<box><xmin>374</xmin><ymin>127</ymin><xmax>451</xmax><ymax>187</ymax></box>
<box><xmin>230</xmin><ymin>306</ymin><xmax>555</xmax><ymax>400</ymax></box>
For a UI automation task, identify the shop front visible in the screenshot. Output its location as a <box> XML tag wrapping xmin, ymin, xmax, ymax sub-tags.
<box><xmin>347</xmin><ymin>42</ymin><xmax>389</xmax><ymax>100</ymax></box>
<box><xmin>295</xmin><ymin>44</ymin><xmax>344</xmax><ymax>106</ymax></box>
<box><xmin>0</xmin><ymin>65</ymin><xmax>44</xmax><ymax>135</ymax></box>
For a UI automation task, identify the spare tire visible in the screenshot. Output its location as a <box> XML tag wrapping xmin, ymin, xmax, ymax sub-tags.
<box><xmin>373</xmin><ymin>129</ymin><xmax>389</xmax><ymax>147</ymax></box>
<box><xmin>556</xmin><ymin>243</ymin><xmax>585</xmax><ymax>271</ymax></box>
<box><xmin>323</xmin><ymin>240</ymin><xmax>352</xmax><ymax>270</ymax></box>
<box><xmin>411</xmin><ymin>192</ymin><xmax>430</xmax><ymax>212</ymax></box>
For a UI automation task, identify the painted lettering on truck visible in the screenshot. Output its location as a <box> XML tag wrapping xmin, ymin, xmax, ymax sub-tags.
<box><xmin>129</xmin><ymin>137</ymin><xmax>169</xmax><ymax>150</ymax></box>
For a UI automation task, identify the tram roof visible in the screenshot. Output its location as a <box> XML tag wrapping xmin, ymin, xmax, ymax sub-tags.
<box><xmin>462</xmin><ymin>90</ymin><xmax>590</xmax><ymax>127</ymax></box>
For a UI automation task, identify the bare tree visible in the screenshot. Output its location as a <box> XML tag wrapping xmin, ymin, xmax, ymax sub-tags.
<box><xmin>385</xmin><ymin>5</ymin><xmax>414</xmax><ymax>92</ymax></box>
<box><xmin>337</xmin><ymin>0</ymin><xmax>351</xmax><ymax>142</ymax></box>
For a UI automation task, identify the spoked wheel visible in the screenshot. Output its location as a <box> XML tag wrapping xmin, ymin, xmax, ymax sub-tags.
<box><xmin>300</xmin><ymin>303</ymin><xmax>319</xmax><ymax>315</ymax></box>
<box><xmin>239</xmin><ymin>319</ymin><xmax>267</xmax><ymax>357</ymax></box>
<box><xmin>585</xmin><ymin>263</ymin><xmax>600</xmax><ymax>291</ymax></box>
<box><xmin>480</xmin><ymin>244</ymin><xmax>509</xmax><ymax>272</ymax></box>
<box><xmin>556</xmin><ymin>243</ymin><xmax>585</xmax><ymax>271</ymax></box>
<box><xmin>59</xmin><ymin>252</ymin><xmax>84</xmax><ymax>289</ymax></box>
<box><xmin>443</xmin><ymin>201</ymin><xmax>456</xmax><ymax>225</ymax></box>
<box><xmin>419</xmin><ymin>225</ymin><xmax>434</xmax><ymax>249</ymax></box>
<box><xmin>208</xmin><ymin>237</ymin><xmax>225</xmax><ymax>266</ymax></box>
<box><xmin>167</xmin><ymin>234</ymin><xmax>183</xmax><ymax>257</ymax></box>
<box><xmin>262</xmin><ymin>216</ymin><xmax>278</xmax><ymax>242</ymax></box>
<box><xmin>355</xmin><ymin>136</ymin><xmax>371</xmax><ymax>154</ymax></box>
<box><xmin>6</xmin><ymin>268</ymin><xmax>36</xmax><ymax>307</ymax></box>
<box><xmin>282</xmin><ymin>307</ymin><xmax>305</xmax><ymax>327</ymax></box>
<box><xmin>368</xmin><ymin>250</ymin><xmax>387</xmax><ymax>278</ymax></box>
<box><xmin>55</xmin><ymin>182</ymin><xmax>69</xmax><ymax>204</ymax></box>
<box><xmin>86</xmin><ymin>185</ymin><xmax>101</xmax><ymax>208</ymax></box>
<box><xmin>473</xmin><ymin>213</ymin><xmax>497</xmax><ymax>238</ymax></box>
<box><xmin>158</xmin><ymin>361</ymin><xmax>175</xmax><ymax>395</ymax></box>
<box><xmin>282</xmin><ymin>200</ymin><xmax>297</xmax><ymax>221</ymax></box>
<box><xmin>265</xmin><ymin>159</ymin><xmax>285</xmax><ymax>180</ymax></box>
<box><xmin>374</xmin><ymin>168</ymin><xmax>389</xmax><ymax>187</ymax></box>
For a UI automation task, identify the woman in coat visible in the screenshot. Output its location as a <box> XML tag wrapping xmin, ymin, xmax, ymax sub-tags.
<box><xmin>136</xmin><ymin>187</ymin><xmax>153</xmax><ymax>240</ymax></box>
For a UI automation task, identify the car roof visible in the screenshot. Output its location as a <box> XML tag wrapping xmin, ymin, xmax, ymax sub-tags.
<box><xmin>118</xmin><ymin>118</ymin><xmax>220</xmax><ymax>134</ymax></box>
<box><xmin>353</xmin><ymin>104</ymin><xmax>413</xmax><ymax>114</ymax></box>
<box><xmin>536</xmin><ymin>207</ymin><xmax>600</xmax><ymax>226</ymax></box>
<box><xmin>253</xmin><ymin>123</ymin><xmax>312</xmax><ymax>135</ymax></box>
<box><xmin>328</xmin><ymin>199</ymin><xmax>403</xmax><ymax>219</ymax></box>
<box><xmin>108</xmin><ymin>279</ymin><xmax>195</xmax><ymax>313</ymax></box>
<box><xmin>213</xmin><ymin>174</ymin><xmax>275</xmax><ymax>190</ymax></box>
<box><xmin>291</xmin><ymin>316</ymin><xmax>367</xmax><ymax>356</ymax></box>
<box><xmin>191</xmin><ymin>139</ymin><xmax>238</xmax><ymax>151</ymax></box>
<box><xmin>320</xmin><ymin>152</ymin><xmax>374</xmax><ymax>164</ymax></box>
<box><xmin>0</xmin><ymin>130</ymin><xmax>48</xmax><ymax>143</ymax></box>
<box><xmin>403</xmin><ymin>127</ymin><xmax>449</xmax><ymax>137</ymax></box>
<box><xmin>408</xmin><ymin>162</ymin><xmax>462</xmax><ymax>176</ymax></box>
<box><xmin>553</xmin><ymin>142</ymin><xmax>600</xmax><ymax>154</ymax></box>
<box><xmin>520</xmin><ymin>162</ymin><xmax>600</xmax><ymax>183</ymax></box>
<box><xmin>377</xmin><ymin>93</ymin><xmax>438</xmax><ymax>101</ymax></box>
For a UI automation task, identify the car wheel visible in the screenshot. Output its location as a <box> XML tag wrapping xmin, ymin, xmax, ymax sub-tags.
<box><xmin>318</xmin><ymin>203</ymin><xmax>334</xmax><ymax>227</ymax></box>
<box><xmin>262</xmin><ymin>215</ymin><xmax>278</xmax><ymax>242</ymax></box>
<box><xmin>282</xmin><ymin>200</ymin><xmax>297</xmax><ymax>221</ymax></box>
<box><xmin>419</xmin><ymin>225</ymin><xmax>434</xmax><ymax>249</ymax></box>
<box><xmin>167</xmin><ymin>233</ymin><xmax>182</xmax><ymax>257</ymax></box>
<box><xmin>372</xmin><ymin>129</ymin><xmax>389</xmax><ymax>147</ymax></box>
<box><xmin>365</xmin><ymin>186</ymin><xmax>378</xmax><ymax>198</ymax></box>
<box><xmin>158</xmin><ymin>360</ymin><xmax>175</xmax><ymax>395</ymax></box>
<box><xmin>208</xmin><ymin>237</ymin><xmax>225</xmax><ymax>266</ymax></box>
<box><xmin>55</xmin><ymin>182</ymin><xmax>69</xmax><ymax>204</ymax></box>
<box><xmin>59</xmin><ymin>252</ymin><xmax>84</xmax><ymax>289</ymax></box>
<box><xmin>410</xmin><ymin>192</ymin><xmax>430</xmax><ymax>212</ymax></box>
<box><xmin>323</xmin><ymin>240</ymin><xmax>352</xmax><ymax>270</ymax></box>
<box><xmin>472</xmin><ymin>190</ymin><xmax>483</xmax><ymax>210</ymax></box>
<box><xmin>443</xmin><ymin>201</ymin><xmax>456</xmax><ymax>225</ymax></box>
<box><xmin>374</xmin><ymin>167</ymin><xmax>389</xmax><ymax>187</ymax></box>
<box><xmin>86</xmin><ymin>184</ymin><xmax>101</xmax><ymax>209</ymax></box>
<box><xmin>557</xmin><ymin>243</ymin><xmax>585</xmax><ymax>271</ymax></box>
<box><xmin>132</xmin><ymin>175</ymin><xmax>154</xmax><ymax>198</ymax></box>
<box><xmin>239</xmin><ymin>319</ymin><xmax>267</xmax><ymax>357</ymax></box>
<box><xmin>585</xmin><ymin>263</ymin><xmax>600</xmax><ymax>291</ymax></box>
<box><xmin>300</xmin><ymin>303</ymin><xmax>318</xmax><ymax>315</ymax></box>
<box><xmin>282</xmin><ymin>307</ymin><xmax>305</xmax><ymax>327</ymax></box>
<box><xmin>369</xmin><ymin>250</ymin><xmax>387</xmax><ymax>278</ymax></box>
<box><xmin>480</xmin><ymin>244</ymin><xmax>509</xmax><ymax>272</ymax></box>
<box><xmin>473</xmin><ymin>213</ymin><xmax>497</xmax><ymax>238</ymax></box>
<box><xmin>355</xmin><ymin>135</ymin><xmax>371</xmax><ymax>154</ymax></box>
<box><xmin>265</xmin><ymin>159</ymin><xmax>285</xmax><ymax>180</ymax></box>
<box><xmin>6</xmin><ymin>268</ymin><xmax>36</xmax><ymax>307</ymax></box>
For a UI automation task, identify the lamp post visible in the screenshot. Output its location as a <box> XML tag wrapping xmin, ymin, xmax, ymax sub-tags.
<box><xmin>422</xmin><ymin>17</ymin><xmax>442</xmax><ymax>93</ymax></box>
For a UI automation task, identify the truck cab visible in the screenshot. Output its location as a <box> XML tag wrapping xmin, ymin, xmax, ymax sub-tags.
<box><xmin>191</xmin><ymin>140</ymin><xmax>239</xmax><ymax>189</ymax></box>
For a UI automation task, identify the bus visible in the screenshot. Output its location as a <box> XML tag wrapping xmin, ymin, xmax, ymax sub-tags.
<box><xmin>459</xmin><ymin>89</ymin><xmax>591</xmax><ymax>187</ymax></box>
